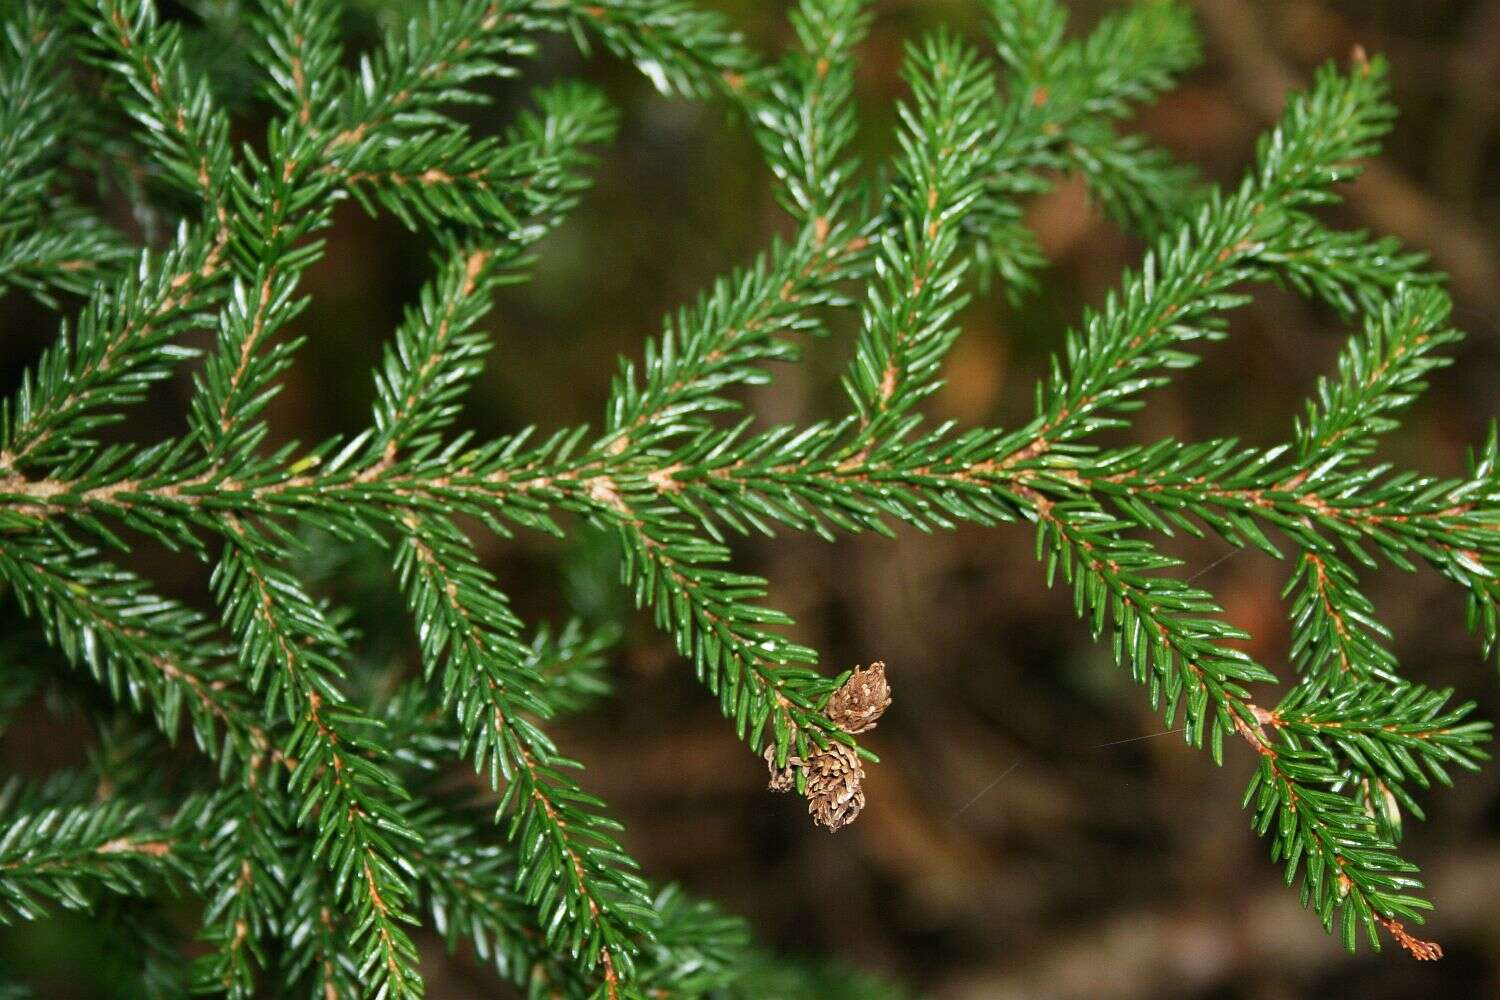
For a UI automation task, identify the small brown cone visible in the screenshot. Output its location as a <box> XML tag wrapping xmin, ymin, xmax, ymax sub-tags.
<box><xmin>806</xmin><ymin>741</ymin><xmax>865</xmax><ymax>832</ymax></box>
<box><xmin>764</xmin><ymin>744</ymin><xmax>799</xmax><ymax>793</ymax></box>
<box><xmin>826</xmin><ymin>662</ymin><xmax>892</xmax><ymax>734</ymax></box>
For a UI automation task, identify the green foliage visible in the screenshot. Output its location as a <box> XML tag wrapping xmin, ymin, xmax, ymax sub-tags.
<box><xmin>0</xmin><ymin>791</ymin><xmax>209</xmax><ymax>925</ymax></box>
<box><xmin>0</xmin><ymin>0</ymin><xmax>1494</xmax><ymax>995</ymax></box>
<box><xmin>0</xmin><ymin>3</ymin><xmax>131</xmax><ymax>303</ymax></box>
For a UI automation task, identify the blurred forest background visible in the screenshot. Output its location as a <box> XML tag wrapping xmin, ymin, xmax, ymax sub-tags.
<box><xmin>1</xmin><ymin>0</ymin><xmax>1498</xmax><ymax>997</ymax></box>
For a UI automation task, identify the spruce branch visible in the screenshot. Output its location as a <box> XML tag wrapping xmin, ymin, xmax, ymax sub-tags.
<box><xmin>0</xmin><ymin>5</ymin><xmax>131</xmax><ymax>303</ymax></box>
<box><xmin>393</xmin><ymin>510</ymin><xmax>654</xmax><ymax>995</ymax></box>
<box><xmin>172</xmin><ymin>68</ymin><xmax>431</xmax><ymax>991</ymax></box>
<box><xmin>0</xmin><ymin>207</ymin><xmax>133</xmax><ymax>306</ymax></box>
<box><xmin>0</xmin><ymin>1</ymin><xmax>1494</xmax><ymax>987</ymax></box>
<box><xmin>71</xmin><ymin>0</ymin><xmax>236</xmax><ymax>232</ymax></box>
<box><xmin>755</xmin><ymin>0</ymin><xmax>871</xmax><ymax>228</ymax></box>
<box><xmin>1286</xmin><ymin>549</ymin><xmax>1399</xmax><ymax>685</ymax></box>
<box><xmin>212</xmin><ymin>530</ymin><xmax>425</xmax><ymax>999</ymax></box>
<box><xmin>0</xmin><ymin>794</ymin><xmax>208</xmax><ymax>924</ymax></box>
<box><xmin>608</xmin><ymin>496</ymin><xmax>850</xmax><ymax>770</ymax></box>
<box><xmin>172</xmin><ymin>95</ymin><xmax>428</xmax><ymax>989</ymax></box>
<box><xmin>1066</xmin><ymin>440</ymin><xmax>1497</xmax><ymax>588</ymax></box>
<box><xmin>994</xmin><ymin>55</ymin><xmax>1399</xmax><ymax>467</ymax></box>
<box><xmin>278</xmin><ymin>842</ymin><xmax>363</xmax><ymax>999</ymax></box>
<box><xmin>1067</xmin><ymin>442</ymin><xmax>1499</xmax><ymax>685</ymax></box>
<box><xmin>1259</xmin><ymin>219</ymin><xmax>1433</xmax><ymax>319</ymax></box>
<box><xmin>1265</xmin><ymin>682</ymin><xmax>1491</xmax><ymax>827</ymax></box>
<box><xmin>1234</xmin><ymin>710</ymin><xmax>1440</xmax><ymax>957</ymax></box>
<box><xmin>0</xmin><ymin>533</ymin><xmax>261</xmax><ymax>765</ymax></box>
<box><xmin>357</xmin><ymin>77</ymin><xmax>648</xmax><ymax>993</ymax></box>
<box><xmin>968</xmin><ymin>0</ymin><xmax>1201</xmax><ymax>290</ymax></box>
<box><xmin>368</xmin><ymin>81</ymin><xmax>618</xmax><ymax>454</ymax></box>
<box><xmin>600</xmin><ymin>233</ymin><xmax>860</xmax><ymax>456</ymax></box>
<box><xmin>987</xmin><ymin>0</ymin><xmax>1200</xmax><ymax>122</ymax></box>
<box><xmin>189</xmin><ymin>788</ymin><xmax>293</xmax><ymax>999</ymax></box>
<box><xmin>0</xmin><ymin>230</ymin><xmax>223</xmax><ymax>476</ymax></box>
<box><xmin>574</xmin><ymin>1</ymin><xmax>886</xmax><ymax>806</ymax></box>
<box><xmin>602</xmin><ymin>0</ymin><xmax>872</xmax><ymax>457</ymax></box>
<box><xmin>1029</xmin><ymin>494</ymin><xmax>1276</xmax><ymax>747</ymax></box>
<box><xmin>1024</xmin><ymin>494</ymin><xmax>1467</xmax><ymax>952</ymax></box>
<box><xmin>252</xmin><ymin>0</ymin><xmax>343</xmax><ymax>136</ymax></box>
<box><xmin>0</xmin><ymin>0</ymin><xmax>251</xmax><ymax>474</ymax></box>
<box><xmin>843</xmin><ymin>31</ymin><xmax>995</xmax><ymax>438</ymax></box>
<box><xmin>0</xmin><ymin>4</ymin><xmax>71</xmax><ymax>242</ymax></box>
<box><xmin>1295</xmin><ymin>284</ymin><xmax>1461</xmax><ymax>464</ymax></box>
<box><xmin>532</xmin><ymin>0</ymin><xmax>759</xmax><ymax>101</ymax></box>
<box><xmin>1059</xmin><ymin>288</ymin><xmax>1490</xmax><ymax>686</ymax></box>
<box><xmin>330</xmin><ymin>0</ymin><xmax>533</xmax><ymax>160</ymax></box>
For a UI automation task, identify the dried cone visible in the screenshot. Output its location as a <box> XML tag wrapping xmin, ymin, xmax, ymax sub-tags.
<box><xmin>805</xmin><ymin>741</ymin><xmax>865</xmax><ymax>832</ymax></box>
<box><xmin>826</xmin><ymin>661</ymin><xmax>892</xmax><ymax>734</ymax></box>
<box><xmin>764</xmin><ymin>744</ymin><xmax>798</xmax><ymax>793</ymax></box>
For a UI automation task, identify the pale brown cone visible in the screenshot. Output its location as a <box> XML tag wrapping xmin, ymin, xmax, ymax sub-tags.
<box><xmin>826</xmin><ymin>661</ymin><xmax>892</xmax><ymax>734</ymax></box>
<box><xmin>806</xmin><ymin>741</ymin><xmax>865</xmax><ymax>831</ymax></box>
<box><xmin>764</xmin><ymin>744</ymin><xmax>799</xmax><ymax>793</ymax></box>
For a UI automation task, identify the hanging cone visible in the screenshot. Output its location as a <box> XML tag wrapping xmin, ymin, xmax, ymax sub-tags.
<box><xmin>826</xmin><ymin>661</ymin><xmax>892</xmax><ymax>734</ymax></box>
<box><xmin>805</xmin><ymin>741</ymin><xmax>865</xmax><ymax>831</ymax></box>
<box><xmin>764</xmin><ymin>743</ymin><xmax>799</xmax><ymax>793</ymax></box>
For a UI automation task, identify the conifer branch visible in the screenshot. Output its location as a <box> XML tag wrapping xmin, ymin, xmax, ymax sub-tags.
<box><xmin>0</xmin><ymin>209</ymin><xmax>132</xmax><ymax>306</ymax></box>
<box><xmin>992</xmin><ymin>55</ymin><xmax>1399</xmax><ymax>468</ymax></box>
<box><xmin>0</xmin><ymin>6</ymin><xmax>131</xmax><ymax>303</ymax></box>
<box><xmin>532</xmin><ymin>0</ymin><xmax>760</xmax><ymax>101</ymax></box>
<box><xmin>1024</xmin><ymin>493</ymin><xmax>1469</xmax><ymax>949</ymax></box>
<box><xmin>968</xmin><ymin>0</ymin><xmax>1201</xmax><ymax>290</ymax></box>
<box><xmin>0</xmin><ymin>533</ymin><xmax>261</xmax><ymax>765</ymax></box>
<box><xmin>0</xmin><ymin>1</ymin><xmax>1494</xmax><ymax>987</ymax></box>
<box><xmin>0</xmin><ymin>795</ymin><xmax>208</xmax><ymax>924</ymax></box>
<box><xmin>843</xmin><ymin>32</ymin><xmax>995</xmax><ymax>438</ymax></box>
<box><xmin>757</xmin><ymin>0</ymin><xmax>871</xmax><ymax>228</ymax></box>
<box><xmin>0</xmin><ymin>5</ymin><xmax>71</xmax><ymax>244</ymax></box>
<box><xmin>1234</xmin><ymin>710</ymin><xmax>1436</xmax><ymax>955</ymax></box>
<box><xmin>329</xmin><ymin>1</ymin><xmax>534</xmax><ymax>163</ymax></box>
<box><xmin>1287</xmin><ymin>550</ymin><xmax>1398</xmax><ymax>685</ymax></box>
<box><xmin>1263</xmin><ymin>682</ymin><xmax>1491</xmax><ymax>801</ymax></box>
<box><xmin>170</xmin><ymin>53</ymin><xmax>431</xmax><ymax>990</ymax></box>
<box><xmin>1259</xmin><ymin>220</ymin><xmax>1433</xmax><ymax>319</ymax></box>
<box><xmin>368</xmin><ymin>82</ymin><xmax>617</xmax><ymax>454</ymax></box>
<box><xmin>213</xmin><ymin>528</ymin><xmax>425</xmax><ymax>998</ymax></box>
<box><xmin>279</xmin><ymin>843</ymin><xmax>363</xmax><ymax>998</ymax></box>
<box><xmin>0</xmin><ymin>231</ymin><xmax>223</xmax><ymax>475</ymax></box>
<box><xmin>254</xmin><ymin>0</ymin><xmax>343</xmax><ymax>136</ymax></box>
<box><xmin>394</xmin><ymin>511</ymin><xmax>653</xmax><ymax>994</ymax></box>
<box><xmin>608</xmin><ymin>495</ymin><xmax>849</xmax><ymax>770</ymax></box>
<box><xmin>600</xmin><ymin>233</ymin><xmax>862</xmax><ymax>456</ymax></box>
<box><xmin>359</xmin><ymin>77</ymin><xmax>649</xmax><ymax>994</ymax></box>
<box><xmin>1296</xmin><ymin>285</ymin><xmax>1461</xmax><ymax>464</ymax></box>
<box><xmin>72</xmin><ymin>0</ymin><xmax>235</xmax><ymax>233</ymax></box>
<box><xmin>190</xmin><ymin>789</ymin><xmax>292</xmax><ymax>999</ymax></box>
<box><xmin>601</xmin><ymin>0</ymin><xmax>871</xmax><ymax>456</ymax></box>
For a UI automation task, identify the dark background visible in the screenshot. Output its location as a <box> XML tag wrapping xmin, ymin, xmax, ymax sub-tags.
<box><xmin>1</xmin><ymin>1</ymin><xmax>1498</xmax><ymax>997</ymax></box>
